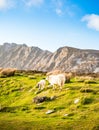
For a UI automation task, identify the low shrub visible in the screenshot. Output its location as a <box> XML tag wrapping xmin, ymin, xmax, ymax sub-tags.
<box><xmin>80</xmin><ymin>88</ymin><xmax>94</xmax><ymax>93</ymax></box>
<box><xmin>21</xmin><ymin>106</ymin><xmax>29</xmax><ymax>111</ymax></box>
<box><xmin>34</xmin><ymin>106</ymin><xmax>46</xmax><ymax>110</ymax></box>
<box><xmin>0</xmin><ymin>106</ymin><xmax>17</xmax><ymax>113</ymax></box>
<box><xmin>84</xmin><ymin>80</ymin><xmax>96</xmax><ymax>84</ymax></box>
<box><xmin>81</xmin><ymin>97</ymin><xmax>93</xmax><ymax>105</ymax></box>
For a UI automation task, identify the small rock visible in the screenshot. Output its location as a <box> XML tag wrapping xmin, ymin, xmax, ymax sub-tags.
<box><xmin>46</xmin><ymin>110</ymin><xmax>55</xmax><ymax>114</ymax></box>
<box><xmin>33</xmin><ymin>96</ymin><xmax>50</xmax><ymax>104</ymax></box>
<box><xmin>74</xmin><ymin>98</ymin><xmax>80</xmax><ymax>104</ymax></box>
<box><xmin>36</xmin><ymin>103</ymin><xmax>42</xmax><ymax>106</ymax></box>
<box><xmin>64</xmin><ymin>114</ymin><xmax>68</xmax><ymax>117</ymax></box>
<box><xmin>50</xmin><ymin>96</ymin><xmax>57</xmax><ymax>100</ymax></box>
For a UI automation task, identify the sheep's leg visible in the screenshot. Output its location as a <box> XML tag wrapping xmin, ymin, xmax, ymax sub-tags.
<box><xmin>53</xmin><ymin>85</ymin><xmax>56</xmax><ymax>90</ymax></box>
<box><xmin>38</xmin><ymin>84</ymin><xmax>41</xmax><ymax>90</ymax></box>
<box><xmin>60</xmin><ymin>86</ymin><xmax>62</xmax><ymax>90</ymax></box>
<box><xmin>41</xmin><ymin>85</ymin><xmax>45</xmax><ymax>90</ymax></box>
<box><xmin>59</xmin><ymin>81</ymin><xmax>64</xmax><ymax>90</ymax></box>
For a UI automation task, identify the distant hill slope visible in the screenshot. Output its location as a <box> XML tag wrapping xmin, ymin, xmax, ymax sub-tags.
<box><xmin>0</xmin><ymin>43</ymin><xmax>99</xmax><ymax>73</ymax></box>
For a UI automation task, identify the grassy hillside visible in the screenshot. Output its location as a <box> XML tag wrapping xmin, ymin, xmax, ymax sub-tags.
<box><xmin>0</xmin><ymin>73</ymin><xmax>99</xmax><ymax>130</ymax></box>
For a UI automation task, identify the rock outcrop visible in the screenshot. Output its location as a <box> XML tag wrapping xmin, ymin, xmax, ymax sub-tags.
<box><xmin>0</xmin><ymin>43</ymin><xmax>99</xmax><ymax>73</ymax></box>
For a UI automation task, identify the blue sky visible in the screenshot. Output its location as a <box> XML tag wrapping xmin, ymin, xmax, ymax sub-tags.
<box><xmin>0</xmin><ymin>0</ymin><xmax>99</xmax><ymax>52</ymax></box>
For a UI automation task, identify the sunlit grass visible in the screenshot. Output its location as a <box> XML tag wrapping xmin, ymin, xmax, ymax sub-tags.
<box><xmin>0</xmin><ymin>73</ymin><xmax>99</xmax><ymax>130</ymax></box>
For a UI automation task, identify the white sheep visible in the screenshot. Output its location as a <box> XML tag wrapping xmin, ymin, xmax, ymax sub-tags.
<box><xmin>46</xmin><ymin>73</ymin><xmax>66</xmax><ymax>90</ymax></box>
<box><xmin>36</xmin><ymin>79</ymin><xmax>46</xmax><ymax>90</ymax></box>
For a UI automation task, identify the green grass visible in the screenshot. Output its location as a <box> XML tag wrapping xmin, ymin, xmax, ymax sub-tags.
<box><xmin>0</xmin><ymin>73</ymin><xmax>99</xmax><ymax>130</ymax></box>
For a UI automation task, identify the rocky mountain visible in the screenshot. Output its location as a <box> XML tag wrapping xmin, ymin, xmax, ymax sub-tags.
<box><xmin>0</xmin><ymin>43</ymin><xmax>99</xmax><ymax>73</ymax></box>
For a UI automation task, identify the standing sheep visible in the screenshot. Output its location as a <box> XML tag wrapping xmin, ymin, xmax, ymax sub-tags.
<box><xmin>46</xmin><ymin>73</ymin><xmax>66</xmax><ymax>90</ymax></box>
<box><xmin>36</xmin><ymin>79</ymin><xmax>46</xmax><ymax>90</ymax></box>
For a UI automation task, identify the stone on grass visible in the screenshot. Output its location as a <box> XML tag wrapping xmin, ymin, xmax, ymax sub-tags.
<box><xmin>50</xmin><ymin>96</ymin><xmax>57</xmax><ymax>100</ymax></box>
<box><xmin>46</xmin><ymin>110</ymin><xmax>55</xmax><ymax>114</ymax></box>
<box><xmin>74</xmin><ymin>98</ymin><xmax>80</xmax><ymax>104</ymax></box>
<box><xmin>33</xmin><ymin>96</ymin><xmax>50</xmax><ymax>104</ymax></box>
<box><xmin>64</xmin><ymin>114</ymin><xmax>68</xmax><ymax>117</ymax></box>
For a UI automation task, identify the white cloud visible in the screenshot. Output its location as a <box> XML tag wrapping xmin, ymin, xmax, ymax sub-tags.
<box><xmin>52</xmin><ymin>0</ymin><xmax>78</xmax><ymax>17</ymax></box>
<box><xmin>82</xmin><ymin>14</ymin><xmax>99</xmax><ymax>31</ymax></box>
<box><xmin>23</xmin><ymin>0</ymin><xmax>44</xmax><ymax>7</ymax></box>
<box><xmin>0</xmin><ymin>0</ymin><xmax>7</xmax><ymax>9</ymax></box>
<box><xmin>52</xmin><ymin>0</ymin><xmax>63</xmax><ymax>16</ymax></box>
<box><xmin>65</xmin><ymin>4</ymin><xmax>78</xmax><ymax>17</ymax></box>
<box><xmin>55</xmin><ymin>8</ymin><xmax>62</xmax><ymax>15</ymax></box>
<box><xmin>0</xmin><ymin>0</ymin><xmax>15</xmax><ymax>10</ymax></box>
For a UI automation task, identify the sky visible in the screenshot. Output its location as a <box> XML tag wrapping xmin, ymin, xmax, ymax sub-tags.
<box><xmin>0</xmin><ymin>0</ymin><xmax>99</xmax><ymax>52</ymax></box>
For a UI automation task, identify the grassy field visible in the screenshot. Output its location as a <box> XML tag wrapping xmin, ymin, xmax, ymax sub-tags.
<box><xmin>0</xmin><ymin>72</ymin><xmax>99</xmax><ymax>130</ymax></box>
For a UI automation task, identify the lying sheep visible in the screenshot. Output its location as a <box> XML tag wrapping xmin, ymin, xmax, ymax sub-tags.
<box><xmin>0</xmin><ymin>68</ymin><xmax>17</xmax><ymax>77</ymax></box>
<box><xmin>46</xmin><ymin>73</ymin><xmax>66</xmax><ymax>90</ymax></box>
<box><xmin>65</xmin><ymin>72</ymin><xmax>72</xmax><ymax>83</ymax></box>
<box><xmin>36</xmin><ymin>79</ymin><xmax>46</xmax><ymax>90</ymax></box>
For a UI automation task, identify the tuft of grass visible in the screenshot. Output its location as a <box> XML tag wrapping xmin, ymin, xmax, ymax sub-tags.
<box><xmin>84</xmin><ymin>80</ymin><xmax>97</xmax><ymax>84</ymax></box>
<box><xmin>34</xmin><ymin>106</ymin><xmax>46</xmax><ymax>110</ymax></box>
<box><xmin>81</xmin><ymin>96</ymin><xmax>94</xmax><ymax>105</ymax></box>
<box><xmin>80</xmin><ymin>88</ymin><xmax>95</xmax><ymax>93</ymax></box>
<box><xmin>28</xmin><ymin>75</ymin><xmax>36</xmax><ymax>79</ymax></box>
<box><xmin>92</xmin><ymin>125</ymin><xmax>99</xmax><ymax>130</ymax></box>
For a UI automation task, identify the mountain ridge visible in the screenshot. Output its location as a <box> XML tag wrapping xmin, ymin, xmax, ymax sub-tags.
<box><xmin>0</xmin><ymin>43</ymin><xmax>99</xmax><ymax>73</ymax></box>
